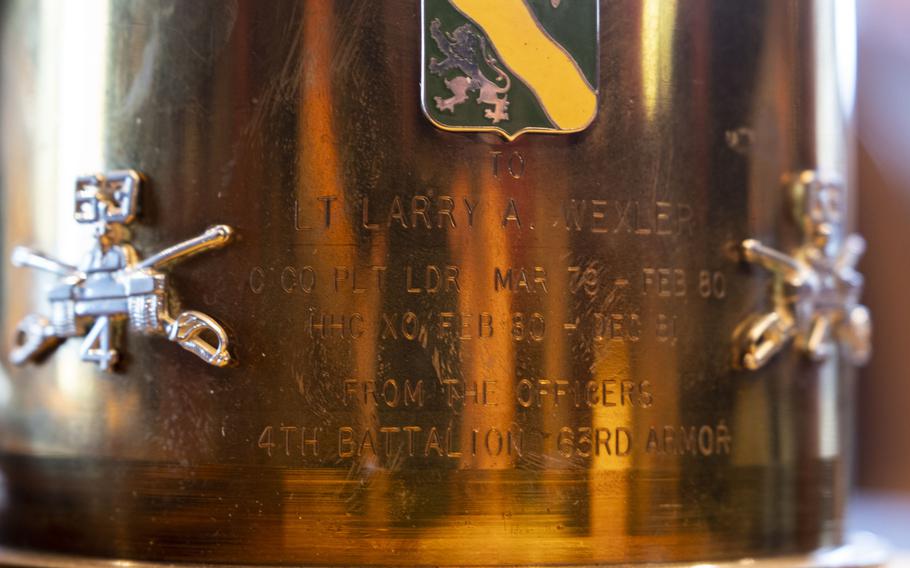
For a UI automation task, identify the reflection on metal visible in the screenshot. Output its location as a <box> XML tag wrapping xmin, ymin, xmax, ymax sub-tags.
<box><xmin>641</xmin><ymin>0</ymin><xmax>677</xmax><ymax>121</ymax></box>
<box><xmin>739</xmin><ymin>171</ymin><xmax>871</xmax><ymax>370</ymax></box>
<box><xmin>10</xmin><ymin>171</ymin><xmax>234</xmax><ymax>370</ymax></box>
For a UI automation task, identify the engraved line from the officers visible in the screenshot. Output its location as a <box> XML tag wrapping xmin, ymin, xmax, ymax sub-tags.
<box><xmin>9</xmin><ymin>170</ymin><xmax>235</xmax><ymax>370</ymax></box>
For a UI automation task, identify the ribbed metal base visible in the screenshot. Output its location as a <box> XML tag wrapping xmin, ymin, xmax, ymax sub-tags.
<box><xmin>0</xmin><ymin>534</ymin><xmax>890</xmax><ymax>568</ymax></box>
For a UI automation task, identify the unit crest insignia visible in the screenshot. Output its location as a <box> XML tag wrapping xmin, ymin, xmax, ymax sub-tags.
<box><xmin>738</xmin><ymin>171</ymin><xmax>871</xmax><ymax>370</ymax></box>
<box><xmin>10</xmin><ymin>170</ymin><xmax>234</xmax><ymax>371</ymax></box>
<box><xmin>422</xmin><ymin>0</ymin><xmax>599</xmax><ymax>140</ymax></box>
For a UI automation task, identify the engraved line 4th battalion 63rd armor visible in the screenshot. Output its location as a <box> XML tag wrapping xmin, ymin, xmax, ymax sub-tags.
<box><xmin>9</xmin><ymin>170</ymin><xmax>234</xmax><ymax>371</ymax></box>
<box><xmin>738</xmin><ymin>171</ymin><xmax>871</xmax><ymax>371</ymax></box>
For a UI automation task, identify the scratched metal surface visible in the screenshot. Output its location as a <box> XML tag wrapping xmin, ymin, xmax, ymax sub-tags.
<box><xmin>0</xmin><ymin>0</ymin><xmax>859</xmax><ymax>566</ymax></box>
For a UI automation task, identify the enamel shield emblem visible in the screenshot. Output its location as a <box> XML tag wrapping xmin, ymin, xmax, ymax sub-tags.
<box><xmin>421</xmin><ymin>0</ymin><xmax>599</xmax><ymax>140</ymax></box>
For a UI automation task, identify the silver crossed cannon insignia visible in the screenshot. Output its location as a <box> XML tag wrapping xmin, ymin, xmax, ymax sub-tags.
<box><xmin>738</xmin><ymin>171</ymin><xmax>871</xmax><ymax>371</ymax></box>
<box><xmin>10</xmin><ymin>170</ymin><xmax>234</xmax><ymax>370</ymax></box>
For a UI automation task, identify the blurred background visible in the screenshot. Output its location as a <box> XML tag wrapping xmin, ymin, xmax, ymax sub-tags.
<box><xmin>849</xmin><ymin>0</ymin><xmax>910</xmax><ymax>554</ymax></box>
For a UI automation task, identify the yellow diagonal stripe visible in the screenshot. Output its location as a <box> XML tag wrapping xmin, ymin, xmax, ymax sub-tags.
<box><xmin>451</xmin><ymin>0</ymin><xmax>597</xmax><ymax>131</ymax></box>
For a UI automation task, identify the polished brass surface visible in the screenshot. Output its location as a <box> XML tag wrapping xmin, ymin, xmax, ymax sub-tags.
<box><xmin>0</xmin><ymin>1</ymin><xmax>866</xmax><ymax>566</ymax></box>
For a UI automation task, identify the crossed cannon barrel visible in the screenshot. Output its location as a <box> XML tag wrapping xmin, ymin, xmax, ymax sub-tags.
<box><xmin>10</xmin><ymin>225</ymin><xmax>234</xmax><ymax>369</ymax></box>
